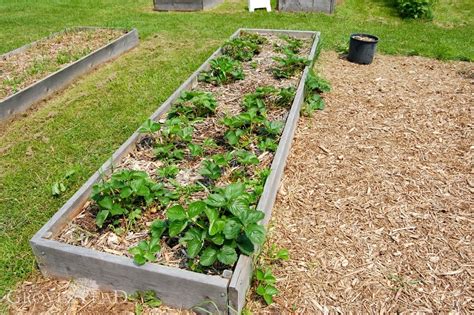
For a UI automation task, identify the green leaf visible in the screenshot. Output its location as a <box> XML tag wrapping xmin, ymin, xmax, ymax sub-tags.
<box><xmin>110</xmin><ymin>204</ymin><xmax>125</xmax><ymax>216</ymax></box>
<box><xmin>166</xmin><ymin>205</ymin><xmax>187</xmax><ymax>221</ymax></box>
<box><xmin>143</xmin><ymin>252</ymin><xmax>157</xmax><ymax>262</ymax></box>
<box><xmin>209</xmin><ymin>218</ymin><xmax>225</xmax><ymax>236</ymax></box>
<box><xmin>244</xmin><ymin>224</ymin><xmax>266</xmax><ymax>245</ymax></box>
<box><xmin>223</xmin><ymin>218</ymin><xmax>242</xmax><ymax>239</ymax></box>
<box><xmin>119</xmin><ymin>186</ymin><xmax>133</xmax><ymax>198</ymax></box>
<box><xmin>96</xmin><ymin>210</ymin><xmax>109</xmax><ymax>228</ymax></box>
<box><xmin>240</xmin><ymin>210</ymin><xmax>265</xmax><ymax>226</ymax></box>
<box><xmin>224</xmin><ymin>182</ymin><xmax>245</xmax><ymax>200</ymax></box>
<box><xmin>128</xmin><ymin>246</ymin><xmax>142</xmax><ymax>256</ymax></box>
<box><xmin>200</xmin><ymin>247</ymin><xmax>218</xmax><ymax>266</ymax></box>
<box><xmin>188</xmin><ymin>201</ymin><xmax>206</xmax><ymax>218</ymax></box>
<box><xmin>276</xmin><ymin>249</ymin><xmax>289</xmax><ymax>261</ymax></box>
<box><xmin>256</xmin><ymin>269</ymin><xmax>265</xmax><ymax>281</ymax></box>
<box><xmin>180</xmin><ymin>229</ymin><xmax>204</xmax><ymax>258</ymax></box>
<box><xmin>217</xmin><ymin>245</ymin><xmax>238</xmax><ymax>265</ymax></box>
<box><xmin>210</xmin><ymin>233</ymin><xmax>224</xmax><ymax>245</ymax></box>
<box><xmin>168</xmin><ymin>220</ymin><xmax>188</xmax><ymax>237</ymax></box>
<box><xmin>98</xmin><ymin>196</ymin><xmax>113</xmax><ymax>210</ymax></box>
<box><xmin>204</xmin><ymin>207</ymin><xmax>218</xmax><ymax>225</ymax></box>
<box><xmin>236</xmin><ymin>233</ymin><xmax>255</xmax><ymax>255</ymax></box>
<box><xmin>205</xmin><ymin>193</ymin><xmax>226</xmax><ymax>207</ymax></box>
<box><xmin>256</xmin><ymin>284</ymin><xmax>266</xmax><ymax>296</ymax></box>
<box><xmin>265</xmin><ymin>285</ymin><xmax>278</xmax><ymax>296</ymax></box>
<box><xmin>263</xmin><ymin>293</ymin><xmax>274</xmax><ymax>305</ymax></box>
<box><xmin>150</xmin><ymin>220</ymin><xmax>167</xmax><ymax>238</ymax></box>
<box><xmin>133</xmin><ymin>254</ymin><xmax>147</xmax><ymax>266</ymax></box>
<box><xmin>229</xmin><ymin>197</ymin><xmax>249</xmax><ymax>218</ymax></box>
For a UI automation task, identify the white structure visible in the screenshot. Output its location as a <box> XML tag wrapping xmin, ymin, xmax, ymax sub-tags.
<box><xmin>249</xmin><ymin>0</ymin><xmax>271</xmax><ymax>12</ymax></box>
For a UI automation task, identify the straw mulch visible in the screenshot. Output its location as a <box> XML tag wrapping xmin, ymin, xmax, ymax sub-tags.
<box><xmin>247</xmin><ymin>51</ymin><xmax>473</xmax><ymax>313</ymax></box>
<box><xmin>4</xmin><ymin>51</ymin><xmax>473</xmax><ymax>314</ymax></box>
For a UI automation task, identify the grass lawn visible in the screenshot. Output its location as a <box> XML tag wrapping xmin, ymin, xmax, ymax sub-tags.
<box><xmin>0</xmin><ymin>0</ymin><xmax>472</xmax><ymax>302</ymax></box>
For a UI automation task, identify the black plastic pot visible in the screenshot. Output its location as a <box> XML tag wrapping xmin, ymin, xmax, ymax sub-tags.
<box><xmin>347</xmin><ymin>33</ymin><xmax>379</xmax><ymax>65</ymax></box>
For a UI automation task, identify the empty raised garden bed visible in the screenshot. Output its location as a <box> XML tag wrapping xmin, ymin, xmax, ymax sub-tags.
<box><xmin>31</xmin><ymin>28</ymin><xmax>319</xmax><ymax>313</ymax></box>
<box><xmin>0</xmin><ymin>27</ymin><xmax>138</xmax><ymax>121</ymax></box>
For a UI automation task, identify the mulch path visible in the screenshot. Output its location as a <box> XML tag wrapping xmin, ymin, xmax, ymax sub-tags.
<box><xmin>247</xmin><ymin>51</ymin><xmax>473</xmax><ymax>313</ymax></box>
<box><xmin>3</xmin><ymin>51</ymin><xmax>473</xmax><ymax>314</ymax></box>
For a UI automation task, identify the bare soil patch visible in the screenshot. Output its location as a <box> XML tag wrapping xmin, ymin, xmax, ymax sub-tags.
<box><xmin>5</xmin><ymin>52</ymin><xmax>472</xmax><ymax>313</ymax></box>
<box><xmin>0</xmin><ymin>28</ymin><xmax>125</xmax><ymax>100</ymax></box>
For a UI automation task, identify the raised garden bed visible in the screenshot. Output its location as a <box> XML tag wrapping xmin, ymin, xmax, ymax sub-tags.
<box><xmin>0</xmin><ymin>27</ymin><xmax>139</xmax><ymax>121</ymax></box>
<box><xmin>153</xmin><ymin>0</ymin><xmax>223</xmax><ymax>11</ymax></box>
<box><xmin>278</xmin><ymin>0</ymin><xmax>338</xmax><ymax>13</ymax></box>
<box><xmin>30</xmin><ymin>28</ymin><xmax>320</xmax><ymax>313</ymax></box>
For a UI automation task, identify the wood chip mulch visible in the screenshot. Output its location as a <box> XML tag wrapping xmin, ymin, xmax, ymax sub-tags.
<box><xmin>4</xmin><ymin>51</ymin><xmax>473</xmax><ymax>314</ymax></box>
<box><xmin>247</xmin><ymin>51</ymin><xmax>473</xmax><ymax>313</ymax></box>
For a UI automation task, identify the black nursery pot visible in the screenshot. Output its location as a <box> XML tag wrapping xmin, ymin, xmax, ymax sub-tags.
<box><xmin>347</xmin><ymin>33</ymin><xmax>379</xmax><ymax>65</ymax></box>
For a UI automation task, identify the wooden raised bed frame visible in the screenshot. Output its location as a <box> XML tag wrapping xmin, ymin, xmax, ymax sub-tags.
<box><xmin>30</xmin><ymin>28</ymin><xmax>320</xmax><ymax>313</ymax></box>
<box><xmin>0</xmin><ymin>27</ymin><xmax>139</xmax><ymax>121</ymax></box>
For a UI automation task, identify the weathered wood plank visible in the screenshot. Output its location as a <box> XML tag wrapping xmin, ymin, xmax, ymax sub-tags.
<box><xmin>31</xmin><ymin>239</ymin><xmax>229</xmax><ymax>312</ymax></box>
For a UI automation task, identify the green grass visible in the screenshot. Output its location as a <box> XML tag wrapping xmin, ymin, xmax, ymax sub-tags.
<box><xmin>0</xmin><ymin>0</ymin><xmax>472</xmax><ymax>305</ymax></box>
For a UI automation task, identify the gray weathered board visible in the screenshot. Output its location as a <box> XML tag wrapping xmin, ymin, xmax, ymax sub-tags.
<box><xmin>0</xmin><ymin>27</ymin><xmax>139</xmax><ymax>121</ymax></box>
<box><xmin>30</xmin><ymin>28</ymin><xmax>320</xmax><ymax>314</ymax></box>
<box><xmin>278</xmin><ymin>0</ymin><xmax>336</xmax><ymax>13</ymax></box>
<box><xmin>153</xmin><ymin>0</ymin><xmax>223</xmax><ymax>11</ymax></box>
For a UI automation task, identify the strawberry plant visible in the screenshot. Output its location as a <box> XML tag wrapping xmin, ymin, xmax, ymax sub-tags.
<box><xmin>138</xmin><ymin>119</ymin><xmax>161</xmax><ymax>134</ymax></box>
<box><xmin>272</xmin><ymin>52</ymin><xmax>310</xmax><ymax>79</ymax></box>
<box><xmin>240</xmin><ymin>31</ymin><xmax>267</xmax><ymax>45</ymax></box>
<box><xmin>199</xmin><ymin>56</ymin><xmax>244</xmax><ymax>85</ymax></box>
<box><xmin>168</xmin><ymin>91</ymin><xmax>217</xmax><ymax>120</ymax></box>
<box><xmin>275</xmin><ymin>35</ymin><xmax>303</xmax><ymax>54</ymax></box>
<box><xmin>129</xmin><ymin>237</ymin><xmax>161</xmax><ymax>265</ymax></box>
<box><xmin>160</xmin><ymin>117</ymin><xmax>194</xmax><ymax>143</ymax></box>
<box><xmin>235</xmin><ymin>149</ymin><xmax>259</xmax><ymax>165</ymax></box>
<box><xmin>199</xmin><ymin>159</ymin><xmax>222</xmax><ymax>180</ymax></box>
<box><xmin>153</xmin><ymin>144</ymin><xmax>184</xmax><ymax>161</ymax></box>
<box><xmin>91</xmin><ymin>170</ymin><xmax>175</xmax><ymax>228</ymax></box>
<box><xmin>302</xmin><ymin>70</ymin><xmax>331</xmax><ymax>117</ymax></box>
<box><xmin>188</xmin><ymin>143</ymin><xmax>204</xmax><ymax>157</ymax></box>
<box><xmin>255</xmin><ymin>268</ymin><xmax>278</xmax><ymax>305</ymax></box>
<box><xmin>222</xmin><ymin>36</ymin><xmax>263</xmax><ymax>62</ymax></box>
<box><xmin>157</xmin><ymin>164</ymin><xmax>179</xmax><ymax>179</ymax></box>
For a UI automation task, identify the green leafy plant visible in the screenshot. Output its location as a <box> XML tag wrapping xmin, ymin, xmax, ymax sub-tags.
<box><xmin>153</xmin><ymin>143</ymin><xmax>184</xmax><ymax>161</ymax></box>
<box><xmin>199</xmin><ymin>56</ymin><xmax>244</xmax><ymax>85</ymax></box>
<box><xmin>157</xmin><ymin>164</ymin><xmax>179</xmax><ymax>179</ymax></box>
<box><xmin>222</xmin><ymin>37</ymin><xmax>261</xmax><ymax>62</ymax></box>
<box><xmin>275</xmin><ymin>86</ymin><xmax>296</xmax><ymax>107</ymax></box>
<box><xmin>305</xmin><ymin>70</ymin><xmax>331</xmax><ymax>94</ymax></box>
<box><xmin>255</xmin><ymin>268</ymin><xmax>279</xmax><ymax>305</ymax></box>
<box><xmin>138</xmin><ymin>119</ymin><xmax>161</xmax><ymax>134</ymax></box>
<box><xmin>128</xmin><ymin>290</ymin><xmax>162</xmax><ymax>314</ymax></box>
<box><xmin>188</xmin><ymin>143</ymin><xmax>204</xmax><ymax>157</ymax></box>
<box><xmin>91</xmin><ymin>170</ymin><xmax>174</xmax><ymax>228</ymax></box>
<box><xmin>235</xmin><ymin>149</ymin><xmax>259</xmax><ymax>165</ymax></box>
<box><xmin>301</xmin><ymin>70</ymin><xmax>330</xmax><ymax>117</ymax></box>
<box><xmin>275</xmin><ymin>35</ymin><xmax>303</xmax><ymax>54</ymax></box>
<box><xmin>168</xmin><ymin>91</ymin><xmax>217</xmax><ymax>120</ymax></box>
<box><xmin>302</xmin><ymin>94</ymin><xmax>325</xmax><ymax>116</ymax></box>
<box><xmin>396</xmin><ymin>0</ymin><xmax>433</xmax><ymax>19</ymax></box>
<box><xmin>258</xmin><ymin>138</ymin><xmax>278</xmax><ymax>152</ymax></box>
<box><xmin>129</xmin><ymin>237</ymin><xmax>161</xmax><ymax>265</ymax></box>
<box><xmin>160</xmin><ymin>117</ymin><xmax>194</xmax><ymax>143</ymax></box>
<box><xmin>199</xmin><ymin>159</ymin><xmax>222</xmax><ymax>180</ymax></box>
<box><xmin>272</xmin><ymin>52</ymin><xmax>310</xmax><ymax>79</ymax></box>
<box><xmin>51</xmin><ymin>169</ymin><xmax>76</xmax><ymax>197</ymax></box>
<box><xmin>240</xmin><ymin>31</ymin><xmax>267</xmax><ymax>45</ymax></box>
